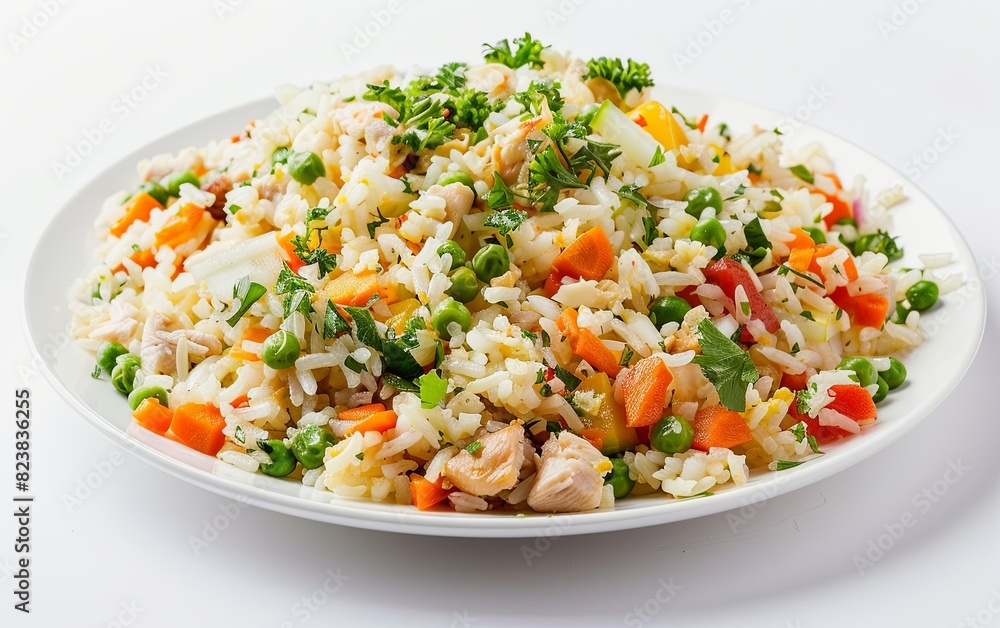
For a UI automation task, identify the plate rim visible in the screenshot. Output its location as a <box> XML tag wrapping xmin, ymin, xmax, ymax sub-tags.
<box><xmin>24</xmin><ymin>88</ymin><xmax>988</xmax><ymax>538</ymax></box>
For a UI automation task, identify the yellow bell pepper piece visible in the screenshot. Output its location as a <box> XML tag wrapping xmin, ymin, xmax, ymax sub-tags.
<box><xmin>627</xmin><ymin>101</ymin><xmax>689</xmax><ymax>152</ymax></box>
<box><xmin>386</xmin><ymin>298</ymin><xmax>420</xmax><ymax>335</ymax></box>
<box><xmin>710</xmin><ymin>145</ymin><xmax>737</xmax><ymax>176</ymax></box>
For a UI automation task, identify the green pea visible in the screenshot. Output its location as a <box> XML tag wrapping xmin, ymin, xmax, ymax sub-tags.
<box><xmin>437</xmin><ymin>171</ymin><xmax>477</xmax><ymax>195</ymax></box>
<box><xmin>905</xmin><ymin>280</ymin><xmax>938</xmax><ymax>312</ymax></box>
<box><xmin>690</xmin><ymin>217</ymin><xmax>727</xmax><ymax>251</ymax></box>
<box><xmin>649</xmin><ymin>296</ymin><xmax>691</xmax><ymax>328</ymax></box>
<box><xmin>882</xmin><ymin>357</ymin><xmax>907</xmax><ymax>390</ymax></box>
<box><xmin>430</xmin><ymin>298</ymin><xmax>472</xmax><ymax>339</ymax></box>
<box><xmin>575</xmin><ymin>103</ymin><xmax>601</xmax><ymax>128</ymax></box>
<box><xmin>446</xmin><ymin>267</ymin><xmax>479</xmax><ymax>303</ymax></box>
<box><xmin>110</xmin><ymin>354</ymin><xmax>142</xmax><ymax>395</ymax></box>
<box><xmin>262</xmin><ymin>329</ymin><xmax>300</xmax><ymax>370</ymax></box>
<box><xmin>837</xmin><ymin>356</ymin><xmax>878</xmax><ymax>388</ymax></box>
<box><xmin>287</xmin><ymin>151</ymin><xmax>326</xmax><ymax>185</ymax></box>
<box><xmin>96</xmin><ymin>341</ymin><xmax>129</xmax><ymax>375</ymax></box>
<box><xmin>649</xmin><ymin>415</ymin><xmax>694</xmax><ymax>454</ymax></box>
<box><xmin>683</xmin><ymin>187</ymin><xmax>723</xmax><ymax>218</ymax></box>
<box><xmin>291</xmin><ymin>424</ymin><xmax>335</xmax><ymax>469</ymax></box>
<box><xmin>436</xmin><ymin>240</ymin><xmax>467</xmax><ymax>269</ymax></box>
<box><xmin>472</xmin><ymin>243</ymin><xmax>509</xmax><ymax>282</ymax></box>
<box><xmin>872</xmin><ymin>376</ymin><xmax>888</xmax><ymax>404</ymax></box>
<box><xmin>604</xmin><ymin>458</ymin><xmax>636</xmax><ymax>499</ymax></box>
<box><xmin>163</xmin><ymin>170</ymin><xmax>200</xmax><ymax>198</ymax></box>
<box><xmin>137</xmin><ymin>180</ymin><xmax>169</xmax><ymax>206</ymax></box>
<box><xmin>271</xmin><ymin>146</ymin><xmax>291</xmax><ymax>166</ymax></box>
<box><xmin>803</xmin><ymin>226</ymin><xmax>826</xmax><ymax>245</ymax></box>
<box><xmin>258</xmin><ymin>439</ymin><xmax>297</xmax><ymax>477</ymax></box>
<box><xmin>127</xmin><ymin>385</ymin><xmax>169</xmax><ymax>411</ymax></box>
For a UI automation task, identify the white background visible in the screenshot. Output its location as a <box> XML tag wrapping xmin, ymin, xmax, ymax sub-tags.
<box><xmin>2</xmin><ymin>1</ymin><xmax>999</xmax><ymax>626</ymax></box>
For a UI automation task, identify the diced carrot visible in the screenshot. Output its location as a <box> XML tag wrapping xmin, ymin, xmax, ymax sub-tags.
<box><xmin>555</xmin><ymin>307</ymin><xmax>622</xmax><ymax>377</ymax></box>
<box><xmin>155</xmin><ymin>205</ymin><xmax>209</xmax><ymax>249</ymax></box>
<box><xmin>388</xmin><ymin>164</ymin><xmax>409</xmax><ymax>179</ymax></box>
<box><xmin>132</xmin><ymin>398</ymin><xmax>173</xmax><ymax>435</ymax></box>
<box><xmin>574</xmin><ymin>328</ymin><xmax>623</xmax><ymax>377</ymax></box>
<box><xmin>109</xmin><ymin>192</ymin><xmax>163</xmax><ymax>238</ymax></box>
<box><xmin>230</xmin><ymin>395</ymin><xmax>250</xmax><ymax>408</ymax></box>
<box><xmin>621</xmin><ymin>356</ymin><xmax>673</xmax><ymax>427</ymax></box>
<box><xmin>113</xmin><ymin>247</ymin><xmax>158</xmax><ymax>274</ymax></box>
<box><xmin>169</xmin><ymin>403</ymin><xmax>227</xmax><ymax>455</ymax></box>
<box><xmin>780</xmin><ymin>371</ymin><xmax>810</xmax><ymax>392</ymax></box>
<box><xmin>228</xmin><ymin>327</ymin><xmax>273</xmax><ymax>361</ymax></box>
<box><xmin>580</xmin><ymin>428</ymin><xmax>605</xmax><ymax>452</ymax></box>
<box><xmin>409</xmin><ymin>475</ymin><xmax>451</xmax><ymax>510</ymax></box>
<box><xmin>831</xmin><ymin>287</ymin><xmax>888</xmax><ymax>328</ymax></box>
<box><xmin>811</xmin><ymin>244</ymin><xmax>859</xmax><ymax>283</ymax></box>
<box><xmin>697</xmin><ymin>114</ymin><xmax>709</xmax><ymax>133</ymax></box>
<box><xmin>344</xmin><ymin>410</ymin><xmax>398</xmax><ymax>436</ymax></box>
<box><xmin>276</xmin><ymin>230</ymin><xmax>306</xmax><ymax>273</ymax></box>
<box><xmin>748</xmin><ymin>172</ymin><xmax>761</xmax><ymax>185</ymax></box>
<box><xmin>820</xmin><ymin>191</ymin><xmax>854</xmax><ymax>229</ymax></box>
<box><xmin>851</xmin><ymin>293</ymin><xmax>889</xmax><ymax>328</ymax></box>
<box><xmin>787</xmin><ymin>247</ymin><xmax>815</xmax><ymax>273</ymax></box>
<box><xmin>826</xmin><ymin>384</ymin><xmax>877</xmax><ymax>422</ymax></box>
<box><xmin>555</xmin><ymin>307</ymin><xmax>580</xmax><ymax>342</ymax></box>
<box><xmin>337</xmin><ymin>403</ymin><xmax>385</xmax><ymax>423</ymax></box>
<box><xmin>691</xmin><ymin>404</ymin><xmax>752</xmax><ymax>451</ymax></box>
<box><xmin>323</xmin><ymin>271</ymin><xmax>379</xmax><ymax>307</ymax></box>
<box><xmin>787</xmin><ymin>227</ymin><xmax>817</xmax><ymax>252</ymax></box>
<box><xmin>551</xmin><ymin>226</ymin><xmax>614</xmax><ymax>281</ymax></box>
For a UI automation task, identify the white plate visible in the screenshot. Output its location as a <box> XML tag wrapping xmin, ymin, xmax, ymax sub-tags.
<box><xmin>24</xmin><ymin>90</ymin><xmax>986</xmax><ymax>538</ymax></box>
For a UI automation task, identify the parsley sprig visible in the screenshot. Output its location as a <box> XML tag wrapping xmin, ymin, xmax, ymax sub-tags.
<box><xmin>483</xmin><ymin>33</ymin><xmax>548</xmax><ymax>69</ymax></box>
<box><xmin>691</xmin><ymin>319</ymin><xmax>760</xmax><ymax>411</ymax></box>
<box><xmin>583</xmin><ymin>57</ymin><xmax>654</xmax><ymax>97</ymax></box>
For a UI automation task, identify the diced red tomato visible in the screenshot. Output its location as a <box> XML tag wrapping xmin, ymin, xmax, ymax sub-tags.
<box><xmin>703</xmin><ymin>257</ymin><xmax>779</xmax><ymax>342</ymax></box>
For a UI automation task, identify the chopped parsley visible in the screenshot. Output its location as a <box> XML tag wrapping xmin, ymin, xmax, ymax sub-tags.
<box><xmin>692</xmin><ymin>319</ymin><xmax>760</xmax><ymax>412</ymax></box>
<box><xmin>275</xmin><ymin>264</ymin><xmax>315</xmax><ymax>295</ymax></box>
<box><xmin>619</xmin><ymin>346</ymin><xmax>634</xmax><ymax>366</ymax></box>
<box><xmin>553</xmin><ymin>364</ymin><xmax>581</xmax><ymax>393</ymax></box>
<box><xmin>486</xmin><ymin>172</ymin><xmax>516</xmax><ymax>210</ymax></box>
<box><xmin>789</xmin><ymin>165</ymin><xmax>814</xmax><ymax>184</ymax></box>
<box><xmin>344</xmin><ymin>356</ymin><xmax>366</xmax><ymax>373</ymax></box>
<box><xmin>343</xmin><ymin>306</ymin><xmax>382</xmax><ymax>351</ymax></box>
<box><xmin>464</xmin><ymin>440</ymin><xmax>483</xmax><ymax>455</ymax></box>
<box><xmin>649</xmin><ymin>145</ymin><xmax>666</xmax><ymax>167</ymax></box>
<box><xmin>417</xmin><ymin>370</ymin><xmax>448</xmax><ymax>409</ymax></box>
<box><xmin>323</xmin><ymin>300</ymin><xmax>350</xmax><ymax>338</ymax></box>
<box><xmin>775</xmin><ymin>460</ymin><xmax>805</xmax><ymax>471</ymax></box>
<box><xmin>521</xmin><ymin>329</ymin><xmax>538</xmax><ymax>342</ymax></box>
<box><xmin>382</xmin><ymin>373</ymin><xmax>419</xmax><ymax>393</ymax></box>
<box><xmin>226</xmin><ymin>275</ymin><xmax>267</xmax><ymax>327</ymax></box>
<box><xmin>366</xmin><ymin>208</ymin><xmax>389</xmax><ymax>239</ymax></box>
<box><xmin>583</xmin><ymin>56</ymin><xmax>654</xmax><ymax>97</ymax></box>
<box><xmin>484</xmin><ymin>208</ymin><xmax>529</xmax><ymax>244</ymax></box>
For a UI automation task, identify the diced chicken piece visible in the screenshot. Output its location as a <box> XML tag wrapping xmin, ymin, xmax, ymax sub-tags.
<box><xmin>444</xmin><ymin>423</ymin><xmax>526</xmax><ymax>497</ymax></box>
<box><xmin>139</xmin><ymin>313</ymin><xmax>222</xmax><ymax>375</ymax></box>
<box><xmin>87</xmin><ymin>300</ymin><xmax>140</xmax><ymax>344</ymax></box>
<box><xmin>425</xmin><ymin>182</ymin><xmax>474</xmax><ymax>238</ymax></box>
<box><xmin>332</xmin><ymin>101</ymin><xmax>399</xmax><ymax>141</ymax></box>
<box><xmin>527</xmin><ymin>431</ymin><xmax>610</xmax><ymax>513</ymax></box>
<box><xmin>364</xmin><ymin>118</ymin><xmax>396</xmax><ymax>155</ymax></box>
